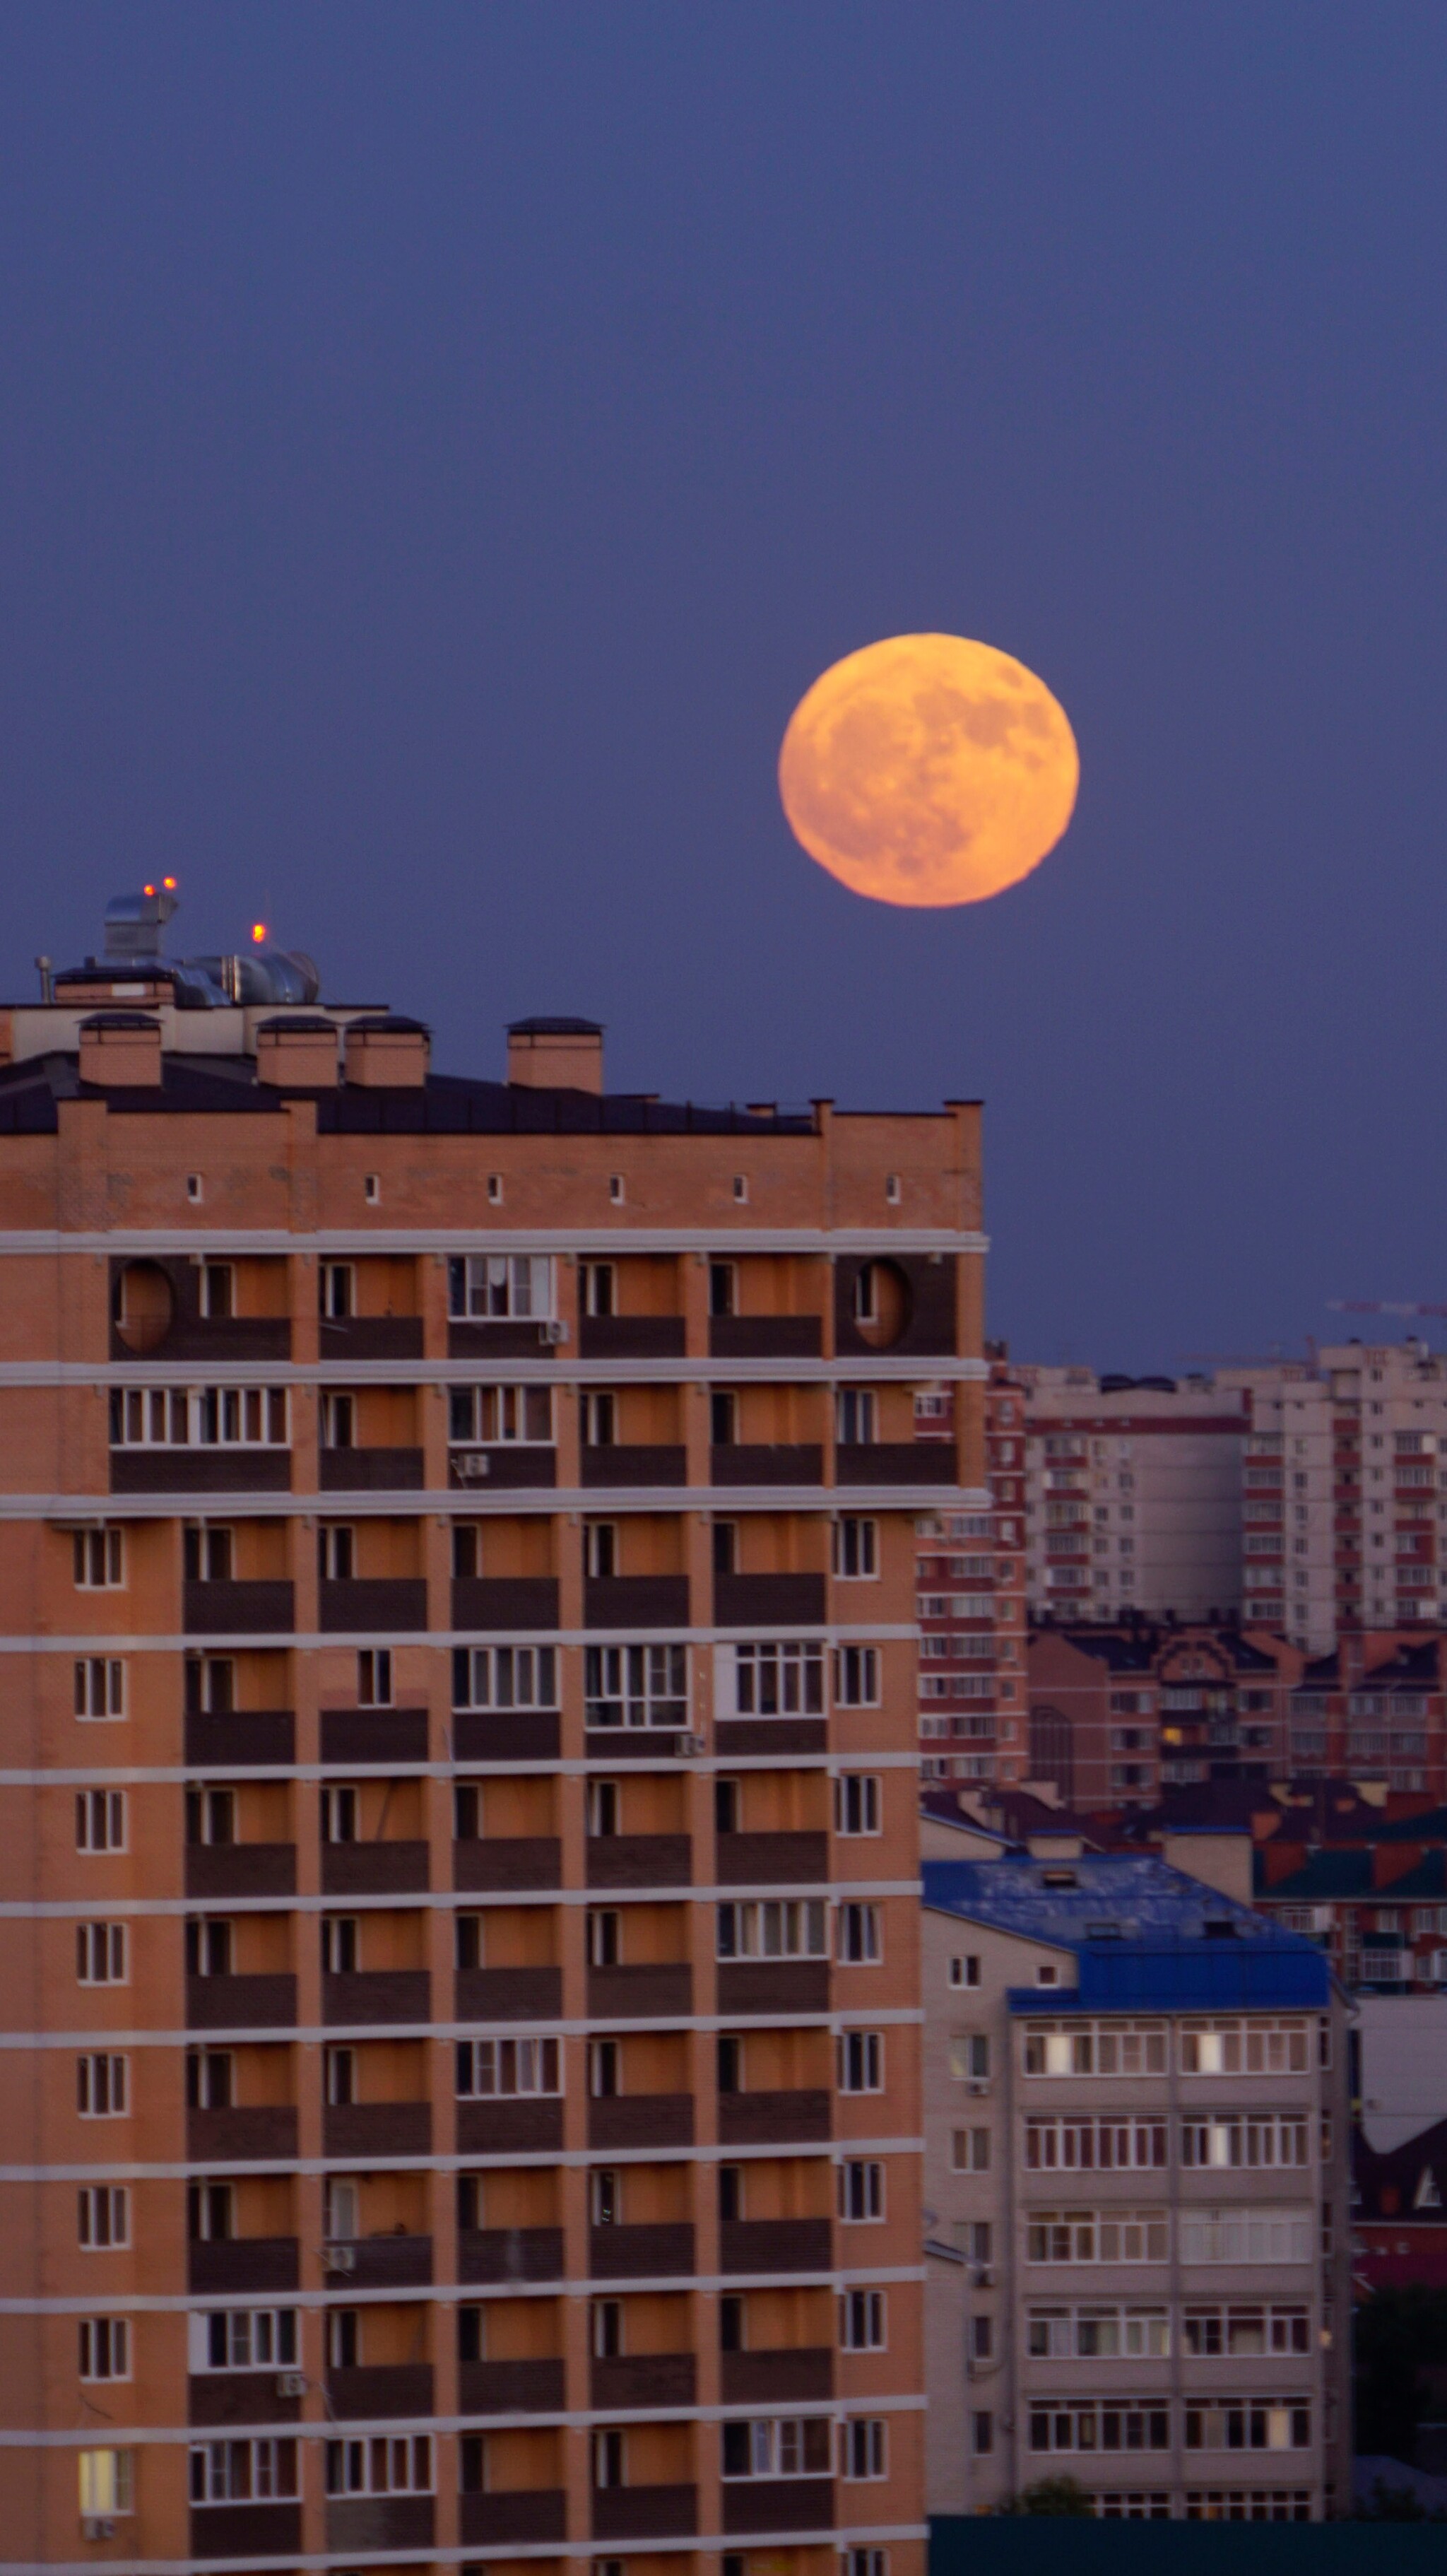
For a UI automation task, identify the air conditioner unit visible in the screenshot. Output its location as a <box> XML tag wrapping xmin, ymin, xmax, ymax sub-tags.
<box><xmin>542</xmin><ymin>1319</ymin><xmax>569</xmax><ymax>1344</ymax></box>
<box><xmin>673</xmin><ymin>1732</ymin><xmax>707</xmax><ymax>1757</ymax></box>
<box><xmin>81</xmin><ymin>2520</ymin><xmax>117</xmax><ymax>2542</ymax></box>
<box><xmin>323</xmin><ymin>2241</ymin><xmax>356</xmax><ymax>2271</ymax></box>
<box><xmin>276</xmin><ymin>2371</ymin><xmax>307</xmax><ymax>2397</ymax></box>
<box><xmin>967</xmin><ymin>2078</ymin><xmax>991</xmax><ymax>2098</ymax></box>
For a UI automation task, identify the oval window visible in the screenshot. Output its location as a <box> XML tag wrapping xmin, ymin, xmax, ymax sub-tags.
<box><xmin>114</xmin><ymin>1260</ymin><xmax>175</xmax><ymax>1355</ymax></box>
<box><xmin>851</xmin><ymin>1259</ymin><xmax>911</xmax><ymax>1351</ymax></box>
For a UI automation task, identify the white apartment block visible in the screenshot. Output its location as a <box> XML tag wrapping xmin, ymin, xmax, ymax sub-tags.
<box><xmin>920</xmin><ymin>1843</ymin><xmax>1350</xmax><ymax>2522</ymax></box>
<box><xmin>1020</xmin><ymin>1371</ymin><xmax>1248</xmax><ymax>1626</ymax></box>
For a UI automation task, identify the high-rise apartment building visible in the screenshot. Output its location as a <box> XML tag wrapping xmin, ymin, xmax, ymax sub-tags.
<box><xmin>915</xmin><ymin>1359</ymin><xmax>1028</xmax><ymax>1789</ymax></box>
<box><xmin>1019</xmin><ymin>1372</ymin><xmax>1248</xmax><ymax>1626</ymax></box>
<box><xmin>1220</xmin><ymin>1342</ymin><xmax>1447</xmax><ymax>1654</ymax></box>
<box><xmin>0</xmin><ymin>891</ymin><xmax>985</xmax><ymax>2572</ymax></box>
<box><xmin>920</xmin><ymin>1850</ymin><xmax>1350</xmax><ymax>2522</ymax></box>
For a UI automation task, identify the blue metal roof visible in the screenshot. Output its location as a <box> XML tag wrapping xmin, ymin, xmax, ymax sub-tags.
<box><xmin>923</xmin><ymin>1853</ymin><xmax>1333</xmax><ymax>2012</ymax></box>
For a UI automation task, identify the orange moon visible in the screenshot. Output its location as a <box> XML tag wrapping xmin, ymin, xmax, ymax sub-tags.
<box><xmin>778</xmin><ymin>632</ymin><xmax>1078</xmax><ymax>907</ymax></box>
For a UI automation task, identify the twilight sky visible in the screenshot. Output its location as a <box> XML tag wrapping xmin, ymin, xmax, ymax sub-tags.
<box><xmin>1</xmin><ymin>5</ymin><xmax>1445</xmax><ymax>1369</ymax></box>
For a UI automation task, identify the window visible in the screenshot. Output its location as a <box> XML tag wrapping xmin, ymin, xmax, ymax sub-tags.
<box><xmin>326</xmin><ymin>2308</ymin><xmax>360</xmax><ymax>2370</ymax></box>
<box><xmin>186</xmin><ymin>2305</ymin><xmax>298</xmax><ymax>2375</ymax></box>
<box><xmin>188</xmin><ymin>2182</ymin><xmax>234</xmax><ymax>2242</ymax></box>
<box><xmin>584</xmin><ymin>1520</ymin><xmax>618</xmax><ymax>1578</ymax></box>
<box><xmin>73</xmin><ymin>1658</ymin><xmax>125</xmax><ymax>1720</ymax></box>
<box><xmin>949</xmin><ymin>2035</ymin><xmax>990</xmax><ymax>2081</ymax></box>
<box><xmin>838</xmin><ymin>2030</ymin><xmax>883</xmax><ymax>2093</ymax></box>
<box><xmin>835</xmin><ymin>1774</ymin><xmax>880</xmax><ymax>1835</ymax></box>
<box><xmin>971</xmin><ymin>2316</ymin><xmax>993</xmax><ymax>2361</ymax></box>
<box><xmin>1023</xmin><ymin>2020</ymin><xmax>1167</xmax><ymax>2076</ymax></box>
<box><xmin>185</xmin><ymin>1657</ymin><xmax>234</xmax><ymax>1715</ymax></box>
<box><xmin>593</xmin><ymin>2168</ymin><xmax>621</xmax><ymax>2225</ymax></box>
<box><xmin>583</xmin><ymin>1391</ymin><xmax>616</xmax><ymax>1446</ymax></box>
<box><xmin>594</xmin><ymin>2426</ymin><xmax>626</xmax><ymax>2486</ymax></box>
<box><xmin>1178</xmin><ymin>2209</ymin><xmax>1313</xmax><ymax>2265</ymax></box>
<box><xmin>717</xmin><ymin>1900</ymin><xmax>827</xmax><ymax>1960</ymax></box>
<box><xmin>585</xmin><ymin>1642</ymin><xmax>687</xmax><ymax>1729</ymax></box>
<box><xmin>187</xmin><ymin>1787</ymin><xmax>235</xmax><ymax>1848</ymax></box>
<box><xmin>73</xmin><ymin>1527</ymin><xmax>124</xmax><ymax>1589</ymax></box>
<box><xmin>1182</xmin><ymin>2490</ymin><xmax>1311</xmax><ymax>2522</ymax></box>
<box><xmin>949</xmin><ymin>1955</ymin><xmax>981</xmax><ymax>1988</ymax></box>
<box><xmin>187</xmin><ymin>2050</ymin><xmax>233</xmax><ymax>2110</ymax></box>
<box><xmin>1028</xmin><ymin>2306</ymin><xmax>1170</xmax><ymax>2360</ymax></box>
<box><xmin>78</xmin><ymin>2450</ymin><xmax>134</xmax><ymax>2519</ymax></box>
<box><xmin>455</xmin><ymin>2036</ymin><xmax>561</xmax><ymax>2098</ymax></box>
<box><xmin>187</xmin><ymin>1173</ymin><xmax>204</xmax><ymax>1203</ymax></box>
<box><xmin>1181</xmin><ymin>2114</ymin><xmax>1309</xmax><ymax>2170</ymax></box>
<box><xmin>76</xmin><ymin>1790</ymin><xmax>126</xmax><ymax>1854</ymax></box>
<box><xmin>609</xmin><ymin>1175</ymin><xmax>625</xmax><ymax>1204</ymax></box>
<box><xmin>837</xmin><ymin>1390</ymin><xmax>877</xmax><ymax>1445</ymax></box>
<box><xmin>449</xmin><ymin>1384</ymin><xmax>553</xmax><ymax>1444</ymax></box>
<box><xmin>712</xmin><ymin>1519</ymin><xmax>738</xmax><ymax>1575</ymax></box>
<box><xmin>356</xmin><ymin>1649</ymin><xmax>391</xmax><ymax>1707</ymax></box>
<box><xmin>454</xmin><ymin>1913</ymin><xmax>485</xmax><ymax>1970</ymax></box>
<box><xmin>191</xmin><ymin>2438</ymin><xmax>300</xmax><ymax>2503</ymax></box>
<box><xmin>320</xmin><ymin>1785</ymin><xmax>358</xmax><ymax>1844</ymax></box>
<box><xmin>321</xmin><ymin>1916</ymin><xmax>359</xmax><ymax>1975</ymax></box>
<box><xmin>839</xmin><ymin>1902</ymin><xmax>882</xmax><ymax>1963</ymax></box>
<box><xmin>972</xmin><ymin>2413</ymin><xmax>994</xmax><ymax>2456</ymax></box>
<box><xmin>318</xmin><ymin>1524</ymin><xmax>355</xmax><ymax>1581</ymax></box>
<box><xmin>714</xmin><ymin>1776</ymin><xmax>740</xmax><ymax>1837</ymax></box>
<box><xmin>729</xmin><ymin>1640</ymin><xmax>824</xmax><ymax>1715</ymax></box>
<box><xmin>78</xmin><ymin>2187</ymin><xmax>129</xmax><ymax>2249</ymax></box>
<box><xmin>1183</xmin><ymin>2305</ymin><xmax>1309</xmax><ymax>2358</ymax></box>
<box><xmin>76</xmin><ymin>1923</ymin><xmax>127</xmax><ymax>1985</ymax></box>
<box><xmin>834</xmin><ymin>1516</ymin><xmax>878</xmax><ymax>1577</ymax></box>
<box><xmin>1025</xmin><ymin>2117</ymin><xmax>1167</xmax><ymax>2172</ymax></box>
<box><xmin>1029</xmin><ymin>2398</ymin><xmax>1170</xmax><ymax>2455</ymax></box>
<box><xmin>448</xmin><ymin>1254</ymin><xmax>554</xmax><ymax>1319</ymax></box>
<box><xmin>452</xmin><ymin>1645</ymin><xmax>557</xmax><ymax>1710</ymax></box>
<box><xmin>709</xmin><ymin>1262</ymin><xmax>736</xmax><ymax>1317</ymax></box>
<box><xmin>841</xmin><ymin>2418</ymin><xmax>888</xmax><ymax>2478</ymax></box>
<box><xmin>587</xmin><ymin>1909</ymin><xmax>620</xmax><ymax>1968</ymax></box>
<box><xmin>590</xmin><ymin>2039</ymin><xmax>620</xmax><ymax>2098</ymax></box>
<box><xmin>722</xmin><ymin>2418</ymin><xmax>832</xmax><ymax>2478</ymax></box>
<box><xmin>363</xmin><ymin>1175</ymin><xmax>379</xmax><ymax>1203</ymax></box>
<box><xmin>733</xmin><ymin>1175</ymin><xmax>748</xmax><ymax>1203</ymax></box>
<box><xmin>838</xmin><ymin>2160</ymin><xmax>885</xmax><ymax>2221</ymax></box>
<box><xmin>78</xmin><ymin>2317</ymin><xmax>129</xmax><ymax>2380</ymax></box>
<box><xmin>1179</xmin><ymin>2018</ymin><xmax>1310</xmax><ymax>2074</ymax></box>
<box><xmin>487</xmin><ymin>1173</ymin><xmax>503</xmax><ymax>1204</ymax></box>
<box><xmin>581</xmin><ymin>1262</ymin><xmax>615</xmax><ymax>1317</ymax></box>
<box><xmin>846</xmin><ymin>2551</ymin><xmax>890</xmax><ymax>2576</ymax></box>
<box><xmin>323</xmin><ymin>2047</ymin><xmax>355</xmax><ymax>2106</ymax></box>
<box><xmin>324</xmin><ymin>2177</ymin><xmax>359</xmax><ymax>2242</ymax></box>
<box><xmin>319</xmin><ymin>1392</ymin><xmax>353</xmax><ymax>1449</ymax></box>
<box><xmin>77</xmin><ymin>2056</ymin><xmax>129</xmax><ymax>2117</ymax></box>
<box><xmin>834</xmin><ymin>1646</ymin><xmax>880</xmax><ymax>1707</ymax></box>
<box><xmin>952</xmin><ymin>2129</ymin><xmax>991</xmax><ymax>2172</ymax></box>
<box><xmin>885</xmin><ymin>1174</ymin><xmax>901</xmax><ymax>1204</ymax></box>
<box><xmin>1025</xmin><ymin>2211</ymin><xmax>1169</xmax><ymax>2264</ymax></box>
<box><xmin>110</xmin><ymin>1387</ymin><xmax>288</xmax><ymax>1447</ymax></box>
<box><xmin>319</xmin><ymin>1261</ymin><xmax>353</xmax><ymax>1319</ymax></box>
<box><xmin>1183</xmin><ymin>2399</ymin><xmax>1311</xmax><ymax>2452</ymax></box>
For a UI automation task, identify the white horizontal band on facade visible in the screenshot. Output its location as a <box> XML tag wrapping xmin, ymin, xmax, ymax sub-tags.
<box><xmin>0</xmin><ymin>1356</ymin><xmax>986</xmax><ymax>1387</ymax></box>
<box><xmin>0</xmin><ymin>1753</ymin><xmax>930</xmax><ymax>1785</ymax></box>
<box><xmin>17</xmin><ymin>1486</ymin><xmax>986</xmax><ymax>1520</ymax></box>
<box><xmin>0</xmin><ymin>1625</ymin><xmax>925</xmax><ymax>1652</ymax></box>
<box><xmin>0</xmin><ymin>1999</ymin><xmax>926</xmax><ymax>2038</ymax></box>
<box><xmin>0</xmin><ymin>2258</ymin><xmax>928</xmax><ymax>2315</ymax></box>
<box><xmin>0</xmin><ymin>2524</ymin><xmax>931</xmax><ymax>2576</ymax></box>
<box><xmin>0</xmin><ymin>1223</ymin><xmax>985</xmax><ymax>1256</ymax></box>
<box><xmin>0</xmin><ymin>2394</ymin><xmax>930</xmax><ymax>2447</ymax></box>
<box><xmin>0</xmin><ymin>1879</ymin><xmax>920</xmax><ymax>1928</ymax></box>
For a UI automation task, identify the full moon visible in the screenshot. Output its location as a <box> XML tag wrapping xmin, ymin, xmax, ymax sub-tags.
<box><xmin>778</xmin><ymin>632</ymin><xmax>1078</xmax><ymax>907</ymax></box>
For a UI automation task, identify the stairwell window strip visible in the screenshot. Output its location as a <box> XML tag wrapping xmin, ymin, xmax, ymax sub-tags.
<box><xmin>109</xmin><ymin>1387</ymin><xmax>288</xmax><ymax>1446</ymax></box>
<box><xmin>449</xmin><ymin>1255</ymin><xmax>554</xmax><ymax>1320</ymax></box>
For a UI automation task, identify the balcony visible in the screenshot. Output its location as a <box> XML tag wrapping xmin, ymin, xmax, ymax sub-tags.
<box><xmin>184</xmin><ymin>1578</ymin><xmax>295</xmax><ymax>1635</ymax></box>
<box><xmin>327</xmin><ymin>2363</ymin><xmax>435</xmax><ymax>2418</ymax></box>
<box><xmin>319</xmin><ymin>1577</ymin><xmax>428</xmax><ymax>1632</ymax></box>
<box><xmin>322</xmin><ymin>2100</ymin><xmax>432</xmax><ymax>2158</ymax></box>
<box><xmin>454</xmin><ymin>1709</ymin><xmax>562</xmax><ymax>1760</ymax></box>
<box><xmin>593</xmin><ymin>2483</ymin><xmax>698</xmax><ymax>2541</ymax></box>
<box><xmin>714</xmin><ymin>1572</ymin><xmax>825</xmax><ymax>1628</ymax></box>
<box><xmin>716</xmin><ymin>1830</ymin><xmax>827</xmax><ymax>1885</ymax></box>
<box><xmin>454</xmin><ymin>1966</ymin><xmax>563</xmax><ymax>2022</ymax></box>
<box><xmin>185</xmin><ymin>1842</ymin><xmax>297</xmax><ymax>1900</ymax></box>
<box><xmin>321</xmin><ymin>1707</ymin><xmax>429</xmax><ymax>1764</ymax></box>
<box><xmin>723</xmin><ymin>2477</ymin><xmax>834</xmax><ymax>2534</ymax></box>
<box><xmin>580</xmin><ymin>1315</ymin><xmax>686</xmax><ymax>1359</ymax></box>
<box><xmin>460</xmin><ymin>2490</ymin><xmax>567</xmax><ymax>2547</ymax></box>
<box><xmin>591</xmin><ymin>2353</ymin><xmax>697</xmax><ymax>2410</ymax></box>
<box><xmin>327</xmin><ymin>2496</ymin><xmax>435</xmax><ymax>2554</ymax></box>
<box><xmin>459</xmin><ymin>2225</ymin><xmax>564</xmax><ymax>2285</ymax></box>
<box><xmin>187</xmin><ymin>2235</ymin><xmax>299</xmax><ymax>2295</ymax></box>
<box><xmin>321</xmin><ymin>1840</ymin><xmax>430</xmax><ymax>1895</ymax></box>
<box><xmin>452</xmin><ymin>1575</ymin><xmax>560</xmax><ymax>1631</ymax></box>
<box><xmin>585</xmin><ymin>1575</ymin><xmax>690</xmax><ymax>1628</ymax></box>
<box><xmin>459</xmin><ymin>2357</ymin><xmax>567</xmax><ymax>2415</ymax></box>
<box><xmin>187</xmin><ymin>1973</ymin><xmax>297</xmax><ymax>2030</ymax></box>
<box><xmin>184</xmin><ymin>1709</ymin><xmax>295</xmax><ymax>1766</ymax></box>
<box><xmin>191</xmin><ymin>2504</ymin><xmax>302</xmax><ymax>2561</ymax></box>
<box><xmin>716</xmin><ymin>1714</ymin><xmax>827</xmax><ymax>1759</ymax></box>
<box><xmin>589</xmin><ymin>2221</ymin><xmax>695</xmax><ymax>2278</ymax></box>
<box><xmin>721</xmin><ymin>2217</ymin><xmax>832</xmax><ymax>2272</ymax></box>
<box><xmin>586</xmin><ymin>1963</ymin><xmax>692</xmax><ymax>2018</ymax></box>
<box><xmin>326</xmin><ymin>2233</ymin><xmax>433</xmax><ymax>2288</ymax></box>
<box><xmin>716</xmin><ymin>1960</ymin><xmax>829</xmax><ymax>2016</ymax></box>
<box><xmin>189</xmin><ymin>2368</ymin><xmax>301</xmax><ymax>2428</ymax></box>
<box><xmin>723</xmin><ymin>2347</ymin><xmax>833</xmax><ymax>2404</ymax></box>
<box><xmin>322</xmin><ymin>1970</ymin><xmax>431</xmax><ymax>2025</ymax></box>
<box><xmin>711</xmin><ymin>1444</ymin><xmax>824</xmax><ymax>1488</ymax></box>
<box><xmin>586</xmin><ymin>1833</ymin><xmax>692</xmax><ymax>1889</ymax></box>
<box><xmin>583</xmin><ymin>1444</ymin><xmax>688</xmax><ymax>1488</ymax></box>
<box><xmin>449</xmin><ymin>1444</ymin><xmax>558</xmax><ymax>1490</ymax></box>
<box><xmin>319</xmin><ymin>1446</ymin><xmax>425</xmax><ymax>1492</ymax></box>
<box><xmin>319</xmin><ymin>1313</ymin><xmax>424</xmax><ymax>1360</ymax></box>
<box><xmin>455</xmin><ymin>1836</ymin><xmax>562</xmax><ymax>1892</ymax></box>
<box><xmin>837</xmin><ymin>1440</ymin><xmax>956</xmax><ymax>1485</ymax></box>
<box><xmin>456</xmin><ymin>2097</ymin><xmax>565</xmax><ymax>2156</ymax></box>
<box><xmin>588</xmin><ymin>2093</ymin><xmax>695</xmax><ymax>2151</ymax></box>
<box><xmin>186</xmin><ymin>2105</ymin><xmax>298</xmax><ymax>2163</ymax></box>
<box><xmin>709</xmin><ymin>1315</ymin><xmax>822</xmax><ymax>1359</ymax></box>
<box><xmin>719</xmin><ymin>2088</ymin><xmax>831</xmax><ymax>2147</ymax></box>
<box><xmin>113</xmin><ymin>1448</ymin><xmax>291</xmax><ymax>1495</ymax></box>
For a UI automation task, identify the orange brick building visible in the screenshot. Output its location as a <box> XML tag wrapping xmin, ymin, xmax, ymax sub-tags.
<box><xmin>0</xmin><ymin>893</ymin><xmax>985</xmax><ymax>2573</ymax></box>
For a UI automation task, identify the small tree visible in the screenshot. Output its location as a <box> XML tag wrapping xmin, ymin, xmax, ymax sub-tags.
<box><xmin>997</xmin><ymin>2476</ymin><xmax>1095</xmax><ymax>2517</ymax></box>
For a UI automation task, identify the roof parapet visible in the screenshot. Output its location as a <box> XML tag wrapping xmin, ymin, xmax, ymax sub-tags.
<box><xmin>78</xmin><ymin>1013</ymin><xmax>162</xmax><ymax>1090</ymax></box>
<box><xmin>507</xmin><ymin>1016</ymin><xmax>603</xmax><ymax>1095</ymax></box>
<box><xmin>344</xmin><ymin>1014</ymin><xmax>430</xmax><ymax>1089</ymax></box>
<box><xmin>256</xmin><ymin>1016</ymin><xmax>341</xmax><ymax>1090</ymax></box>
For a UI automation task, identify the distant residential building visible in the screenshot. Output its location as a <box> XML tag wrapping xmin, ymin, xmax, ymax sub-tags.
<box><xmin>1284</xmin><ymin>1633</ymin><xmax>1447</xmax><ymax>1795</ymax></box>
<box><xmin>1026</xmin><ymin>1621</ymin><xmax>1299</xmax><ymax>1810</ymax></box>
<box><xmin>1220</xmin><ymin>1341</ymin><xmax>1447</xmax><ymax>1654</ymax></box>
<box><xmin>1020</xmin><ymin>1369</ymin><xmax>1248</xmax><ymax>1625</ymax></box>
<box><xmin>1255</xmin><ymin>1786</ymin><xmax>1447</xmax><ymax>1984</ymax></box>
<box><xmin>916</xmin><ymin>1355</ymin><xmax>1030</xmax><ymax>1787</ymax></box>
<box><xmin>921</xmin><ymin>1847</ymin><xmax>1351</xmax><ymax>2520</ymax></box>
